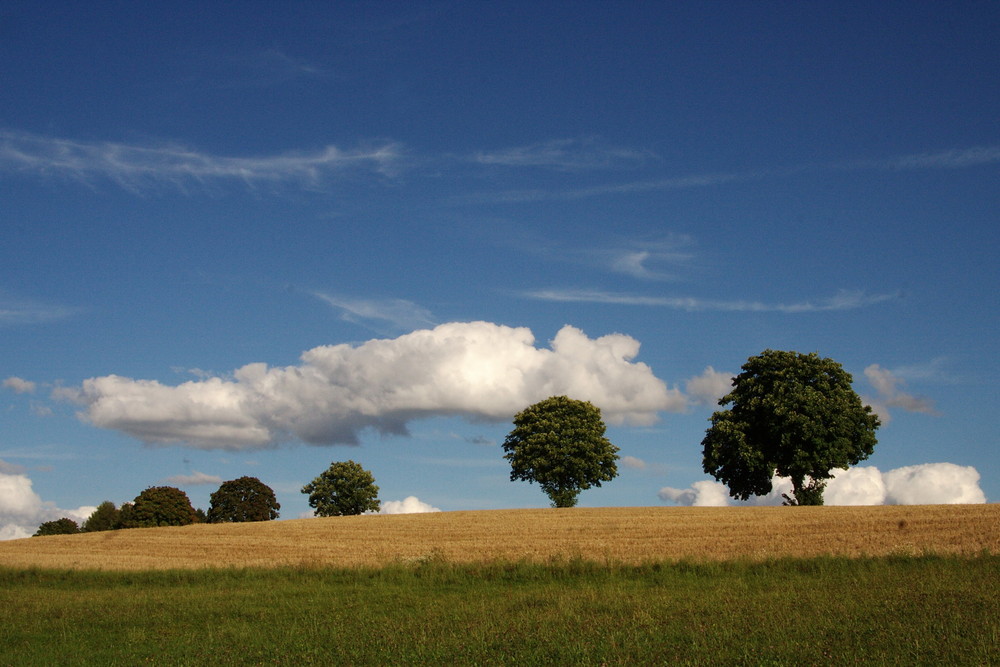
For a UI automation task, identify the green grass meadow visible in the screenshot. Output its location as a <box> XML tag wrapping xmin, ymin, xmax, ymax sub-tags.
<box><xmin>2</xmin><ymin>555</ymin><xmax>997</xmax><ymax>665</ymax></box>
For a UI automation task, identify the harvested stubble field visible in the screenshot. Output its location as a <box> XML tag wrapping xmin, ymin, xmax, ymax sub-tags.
<box><xmin>2</xmin><ymin>504</ymin><xmax>997</xmax><ymax>570</ymax></box>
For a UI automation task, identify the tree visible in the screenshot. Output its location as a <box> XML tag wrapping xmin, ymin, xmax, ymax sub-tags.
<box><xmin>131</xmin><ymin>486</ymin><xmax>197</xmax><ymax>527</ymax></box>
<box><xmin>502</xmin><ymin>396</ymin><xmax>620</xmax><ymax>508</ymax></box>
<box><xmin>302</xmin><ymin>460</ymin><xmax>380</xmax><ymax>516</ymax></box>
<box><xmin>34</xmin><ymin>517</ymin><xmax>80</xmax><ymax>536</ymax></box>
<box><xmin>114</xmin><ymin>502</ymin><xmax>137</xmax><ymax>529</ymax></box>
<box><xmin>701</xmin><ymin>349</ymin><xmax>880</xmax><ymax>506</ymax></box>
<box><xmin>82</xmin><ymin>501</ymin><xmax>120</xmax><ymax>532</ymax></box>
<box><xmin>207</xmin><ymin>476</ymin><xmax>280</xmax><ymax>523</ymax></box>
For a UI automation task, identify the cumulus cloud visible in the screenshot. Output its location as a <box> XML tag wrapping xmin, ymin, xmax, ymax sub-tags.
<box><xmin>621</xmin><ymin>456</ymin><xmax>647</xmax><ymax>470</ymax></box>
<box><xmin>684</xmin><ymin>366</ymin><xmax>734</xmax><ymax>407</ymax></box>
<box><xmin>658</xmin><ymin>480</ymin><xmax>731</xmax><ymax>506</ymax></box>
<box><xmin>661</xmin><ymin>463</ymin><xmax>986</xmax><ymax>506</ymax></box>
<box><xmin>0</xmin><ymin>130</ymin><xmax>399</xmax><ymax>192</ymax></box>
<box><xmin>379</xmin><ymin>496</ymin><xmax>441</xmax><ymax>514</ymax></box>
<box><xmin>164</xmin><ymin>471</ymin><xmax>224</xmax><ymax>486</ymax></box>
<box><xmin>883</xmin><ymin>463</ymin><xmax>986</xmax><ymax>504</ymax></box>
<box><xmin>3</xmin><ymin>377</ymin><xmax>36</xmax><ymax>394</ymax></box>
<box><xmin>73</xmin><ymin>322</ymin><xmax>682</xmax><ymax>450</ymax></box>
<box><xmin>863</xmin><ymin>364</ymin><xmax>939</xmax><ymax>424</ymax></box>
<box><xmin>0</xmin><ymin>463</ymin><xmax>95</xmax><ymax>540</ymax></box>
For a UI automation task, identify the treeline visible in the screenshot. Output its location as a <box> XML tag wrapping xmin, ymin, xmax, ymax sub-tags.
<box><xmin>34</xmin><ymin>476</ymin><xmax>280</xmax><ymax>536</ymax></box>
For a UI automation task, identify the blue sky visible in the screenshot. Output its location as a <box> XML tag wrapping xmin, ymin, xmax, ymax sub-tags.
<box><xmin>2</xmin><ymin>2</ymin><xmax>997</xmax><ymax>537</ymax></box>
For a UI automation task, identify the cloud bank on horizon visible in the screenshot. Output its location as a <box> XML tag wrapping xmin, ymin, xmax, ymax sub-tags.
<box><xmin>659</xmin><ymin>463</ymin><xmax>986</xmax><ymax>507</ymax></box>
<box><xmin>62</xmin><ymin>322</ymin><xmax>684</xmax><ymax>450</ymax></box>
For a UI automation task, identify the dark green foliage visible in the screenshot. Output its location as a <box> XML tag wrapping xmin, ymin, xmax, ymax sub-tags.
<box><xmin>702</xmin><ymin>350</ymin><xmax>880</xmax><ymax>505</ymax></box>
<box><xmin>114</xmin><ymin>502</ymin><xmax>136</xmax><ymax>529</ymax></box>
<box><xmin>82</xmin><ymin>501</ymin><xmax>120</xmax><ymax>532</ymax></box>
<box><xmin>207</xmin><ymin>476</ymin><xmax>280</xmax><ymax>523</ymax></box>
<box><xmin>33</xmin><ymin>517</ymin><xmax>79</xmax><ymax>536</ymax></box>
<box><xmin>302</xmin><ymin>460</ymin><xmax>380</xmax><ymax>516</ymax></box>
<box><xmin>194</xmin><ymin>508</ymin><xmax>207</xmax><ymax>523</ymax></box>
<box><xmin>503</xmin><ymin>396</ymin><xmax>620</xmax><ymax>507</ymax></box>
<box><xmin>131</xmin><ymin>486</ymin><xmax>197</xmax><ymax>527</ymax></box>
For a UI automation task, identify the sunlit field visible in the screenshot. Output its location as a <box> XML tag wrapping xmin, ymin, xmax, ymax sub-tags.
<box><xmin>3</xmin><ymin>505</ymin><xmax>998</xmax><ymax>664</ymax></box>
<box><xmin>3</xmin><ymin>504</ymin><xmax>997</xmax><ymax>569</ymax></box>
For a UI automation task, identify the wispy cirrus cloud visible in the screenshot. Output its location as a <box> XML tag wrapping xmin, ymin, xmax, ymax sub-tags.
<box><xmin>473</xmin><ymin>137</ymin><xmax>656</xmax><ymax>171</ymax></box>
<box><xmin>0</xmin><ymin>130</ymin><xmax>400</xmax><ymax>192</ymax></box>
<box><xmin>521</xmin><ymin>288</ymin><xmax>898</xmax><ymax>313</ymax></box>
<box><xmin>0</xmin><ymin>290</ymin><xmax>80</xmax><ymax>326</ymax></box>
<box><xmin>463</xmin><ymin>144</ymin><xmax>1000</xmax><ymax>204</ymax></box>
<box><xmin>313</xmin><ymin>292</ymin><xmax>437</xmax><ymax>332</ymax></box>
<box><xmin>859</xmin><ymin>145</ymin><xmax>1000</xmax><ymax>171</ymax></box>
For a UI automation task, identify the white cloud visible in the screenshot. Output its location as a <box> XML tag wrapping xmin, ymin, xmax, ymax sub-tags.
<box><xmin>621</xmin><ymin>455</ymin><xmax>647</xmax><ymax>470</ymax></box>
<box><xmin>3</xmin><ymin>377</ymin><xmax>36</xmax><ymax>394</ymax></box>
<box><xmin>379</xmin><ymin>496</ymin><xmax>441</xmax><ymax>514</ymax></box>
<box><xmin>313</xmin><ymin>292</ymin><xmax>436</xmax><ymax>331</ymax></box>
<box><xmin>662</xmin><ymin>463</ymin><xmax>987</xmax><ymax>506</ymax></box>
<box><xmin>863</xmin><ymin>364</ymin><xmax>939</xmax><ymax>424</ymax></box>
<box><xmin>0</xmin><ymin>130</ymin><xmax>399</xmax><ymax>192</ymax></box>
<box><xmin>164</xmin><ymin>471</ymin><xmax>223</xmax><ymax>486</ymax></box>
<box><xmin>822</xmin><ymin>466</ymin><xmax>889</xmax><ymax>505</ymax></box>
<box><xmin>883</xmin><ymin>463</ymin><xmax>986</xmax><ymax>504</ymax></box>
<box><xmin>76</xmin><ymin>322</ymin><xmax>682</xmax><ymax>450</ymax></box>
<box><xmin>684</xmin><ymin>366</ymin><xmax>734</xmax><ymax>407</ymax></box>
<box><xmin>0</xmin><ymin>462</ymin><xmax>95</xmax><ymax>540</ymax></box>
<box><xmin>522</xmin><ymin>288</ymin><xmax>898</xmax><ymax>313</ymax></box>
<box><xmin>658</xmin><ymin>480</ymin><xmax>730</xmax><ymax>506</ymax></box>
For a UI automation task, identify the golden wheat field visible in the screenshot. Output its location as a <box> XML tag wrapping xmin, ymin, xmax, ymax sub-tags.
<box><xmin>2</xmin><ymin>505</ymin><xmax>997</xmax><ymax>570</ymax></box>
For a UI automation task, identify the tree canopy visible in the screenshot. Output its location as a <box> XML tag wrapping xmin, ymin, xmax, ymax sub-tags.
<box><xmin>131</xmin><ymin>486</ymin><xmax>198</xmax><ymax>527</ymax></box>
<box><xmin>34</xmin><ymin>517</ymin><xmax>80</xmax><ymax>536</ymax></box>
<box><xmin>301</xmin><ymin>460</ymin><xmax>380</xmax><ymax>517</ymax></box>
<box><xmin>207</xmin><ymin>476</ymin><xmax>280</xmax><ymax>523</ymax></box>
<box><xmin>502</xmin><ymin>395</ymin><xmax>620</xmax><ymax>508</ymax></box>
<box><xmin>82</xmin><ymin>501</ymin><xmax>120</xmax><ymax>532</ymax></box>
<box><xmin>701</xmin><ymin>349</ymin><xmax>880</xmax><ymax>505</ymax></box>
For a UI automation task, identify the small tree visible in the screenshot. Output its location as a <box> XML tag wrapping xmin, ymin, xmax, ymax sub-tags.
<box><xmin>302</xmin><ymin>460</ymin><xmax>380</xmax><ymax>517</ymax></box>
<box><xmin>502</xmin><ymin>396</ymin><xmax>620</xmax><ymax>508</ymax></box>
<box><xmin>702</xmin><ymin>349</ymin><xmax>880</xmax><ymax>505</ymax></box>
<box><xmin>131</xmin><ymin>486</ymin><xmax>197</xmax><ymax>527</ymax></box>
<box><xmin>82</xmin><ymin>501</ymin><xmax>120</xmax><ymax>532</ymax></box>
<box><xmin>34</xmin><ymin>517</ymin><xmax>80</xmax><ymax>536</ymax></box>
<box><xmin>207</xmin><ymin>476</ymin><xmax>280</xmax><ymax>523</ymax></box>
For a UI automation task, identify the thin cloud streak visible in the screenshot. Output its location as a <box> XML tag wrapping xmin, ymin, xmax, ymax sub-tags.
<box><xmin>0</xmin><ymin>291</ymin><xmax>80</xmax><ymax>326</ymax></box>
<box><xmin>313</xmin><ymin>292</ymin><xmax>437</xmax><ymax>331</ymax></box>
<box><xmin>522</xmin><ymin>288</ymin><xmax>898</xmax><ymax>313</ymax></box>
<box><xmin>0</xmin><ymin>130</ymin><xmax>400</xmax><ymax>192</ymax></box>
<box><xmin>473</xmin><ymin>137</ymin><xmax>656</xmax><ymax>171</ymax></box>
<box><xmin>462</xmin><ymin>144</ymin><xmax>1000</xmax><ymax>204</ymax></box>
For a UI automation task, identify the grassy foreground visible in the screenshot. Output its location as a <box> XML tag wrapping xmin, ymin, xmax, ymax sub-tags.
<box><xmin>2</xmin><ymin>555</ymin><xmax>998</xmax><ymax>665</ymax></box>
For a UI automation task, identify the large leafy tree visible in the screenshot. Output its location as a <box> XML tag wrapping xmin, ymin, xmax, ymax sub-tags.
<box><xmin>207</xmin><ymin>476</ymin><xmax>280</xmax><ymax>523</ymax></box>
<box><xmin>131</xmin><ymin>486</ymin><xmax>198</xmax><ymax>527</ymax></box>
<box><xmin>503</xmin><ymin>396</ymin><xmax>620</xmax><ymax>508</ymax></box>
<box><xmin>34</xmin><ymin>517</ymin><xmax>80</xmax><ymax>536</ymax></box>
<box><xmin>702</xmin><ymin>349</ymin><xmax>880</xmax><ymax>505</ymax></box>
<box><xmin>302</xmin><ymin>460</ymin><xmax>380</xmax><ymax>516</ymax></box>
<box><xmin>82</xmin><ymin>501</ymin><xmax>120</xmax><ymax>532</ymax></box>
